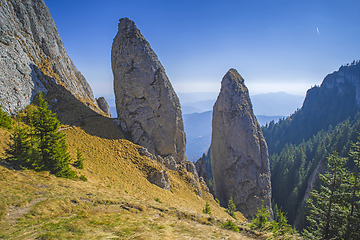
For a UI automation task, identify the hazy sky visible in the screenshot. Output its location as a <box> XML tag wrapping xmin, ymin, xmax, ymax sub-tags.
<box><xmin>45</xmin><ymin>0</ymin><xmax>360</xmax><ymax>99</ymax></box>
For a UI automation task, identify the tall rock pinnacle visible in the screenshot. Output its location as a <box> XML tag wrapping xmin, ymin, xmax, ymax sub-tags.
<box><xmin>211</xmin><ymin>69</ymin><xmax>272</xmax><ymax>218</ymax></box>
<box><xmin>111</xmin><ymin>18</ymin><xmax>186</xmax><ymax>163</ymax></box>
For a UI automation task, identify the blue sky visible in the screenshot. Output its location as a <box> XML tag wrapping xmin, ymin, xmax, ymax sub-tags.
<box><xmin>45</xmin><ymin>0</ymin><xmax>360</xmax><ymax>100</ymax></box>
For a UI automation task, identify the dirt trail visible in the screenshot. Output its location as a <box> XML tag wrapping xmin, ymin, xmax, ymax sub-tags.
<box><xmin>4</xmin><ymin>198</ymin><xmax>46</xmax><ymax>224</ymax></box>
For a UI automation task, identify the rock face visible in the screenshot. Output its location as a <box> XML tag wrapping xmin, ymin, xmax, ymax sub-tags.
<box><xmin>264</xmin><ymin>62</ymin><xmax>360</xmax><ymax>156</ymax></box>
<box><xmin>97</xmin><ymin>97</ymin><xmax>111</xmax><ymax>117</ymax></box>
<box><xmin>211</xmin><ymin>69</ymin><xmax>272</xmax><ymax>219</ymax></box>
<box><xmin>0</xmin><ymin>0</ymin><xmax>97</xmax><ymax>115</ymax></box>
<box><xmin>321</xmin><ymin>62</ymin><xmax>360</xmax><ymax>106</ymax></box>
<box><xmin>195</xmin><ymin>158</ymin><xmax>208</xmax><ymax>185</ymax></box>
<box><xmin>111</xmin><ymin>18</ymin><xmax>186</xmax><ymax>164</ymax></box>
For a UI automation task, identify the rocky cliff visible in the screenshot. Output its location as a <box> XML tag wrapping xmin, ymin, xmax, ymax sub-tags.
<box><xmin>111</xmin><ymin>18</ymin><xmax>186</xmax><ymax>164</ymax></box>
<box><xmin>263</xmin><ymin>62</ymin><xmax>360</xmax><ymax>155</ymax></box>
<box><xmin>0</xmin><ymin>0</ymin><xmax>98</xmax><ymax>115</ymax></box>
<box><xmin>211</xmin><ymin>69</ymin><xmax>272</xmax><ymax>219</ymax></box>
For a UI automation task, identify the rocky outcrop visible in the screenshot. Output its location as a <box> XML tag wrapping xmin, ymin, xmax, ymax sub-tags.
<box><xmin>0</xmin><ymin>0</ymin><xmax>98</xmax><ymax>115</ymax></box>
<box><xmin>195</xmin><ymin>158</ymin><xmax>209</xmax><ymax>185</ymax></box>
<box><xmin>149</xmin><ymin>169</ymin><xmax>170</xmax><ymax>190</ymax></box>
<box><xmin>211</xmin><ymin>69</ymin><xmax>272</xmax><ymax>219</ymax></box>
<box><xmin>111</xmin><ymin>18</ymin><xmax>186</xmax><ymax>164</ymax></box>
<box><xmin>162</xmin><ymin>155</ymin><xmax>178</xmax><ymax>171</ymax></box>
<box><xmin>97</xmin><ymin>97</ymin><xmax>111</xmax><ymax>117</ymax></box>
<box><xmin>321</xmin><ymin>62</ymin><xmax>360</xmax><ymax>106</ymax></box>
<box><xmin>264</xmin><ymin>62</ymin><xmax>360</xmax><ymax>156</ymax></box>
<box><xmin>184</xmin><ymin>161</ymin><xmax>199</xmax><ymax>182</ymax></box>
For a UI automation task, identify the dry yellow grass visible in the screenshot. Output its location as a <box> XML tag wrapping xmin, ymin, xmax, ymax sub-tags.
<box><xmin>0</xmin><ymin>164</ymin><xmax>262</xmax><ymax>239</ymax></box>
<box><xmin>0</xmin><ymin>109</ymin><xmax>269</xmax><ymax>239</ymax></box>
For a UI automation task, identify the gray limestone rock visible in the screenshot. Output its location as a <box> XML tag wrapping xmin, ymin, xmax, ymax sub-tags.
<box><xmin>149</xmin><ymin>169</ymin><xmax>170</xmax><ymax>190</ymax></box>
<box><xmin>138</xmin><ymin>147</ymin><xmax>156</xmax><ymax>162</ymax></box>
<box><xmin>195</xmin><ymin>158</ymin><xmax>209</xmax><ymax>186</ymax></box>
<box><xmin>0</xmin><ymin>0</ymin><xmax>97</xmax><ymax>115</ymax></box>
<box><xmin>184</xmin><ymin>161</ymin><xmax>199</xmax><ymax>182</ymax></box>
<box><xmin>211</xmin><ymin>69</ymin><xmax>272</xmax><ymax>219</ymax></box>
<box><xmin>97</xmin><ymin>97</ymin><xmax>111</xmax><ymax>117</ymax></box>
<box><xmin>111</xmin><ymin>18</ymin><xmax>186</xmax><ymax>164</ymax></box>
<box><xmin>163</xmin><ymin>155</ymin><xmax>178</xmax><ymax>171</ymax></box>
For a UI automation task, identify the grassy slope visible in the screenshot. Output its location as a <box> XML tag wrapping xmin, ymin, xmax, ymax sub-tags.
<box><xmin>0</xmin><ymin>116</ymin><xmax>268</xmax><ymax>239</ymax></box>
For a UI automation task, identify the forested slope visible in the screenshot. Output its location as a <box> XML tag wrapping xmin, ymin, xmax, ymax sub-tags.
<box><xmin>271</xmin><ymin>115</ymin><xmax>360</xmax><ymax>230</ymax></box>
<box><xmin>262</xmin><ymin>61</ymin><xmax>360</xmax><ymax>231</ymax></box>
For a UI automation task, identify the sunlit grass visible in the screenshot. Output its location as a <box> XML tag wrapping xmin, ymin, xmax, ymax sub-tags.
<box><xmin>0</xmin><ymin>118</ymin><xmax>267</xmax><ymax>239</ymax></box>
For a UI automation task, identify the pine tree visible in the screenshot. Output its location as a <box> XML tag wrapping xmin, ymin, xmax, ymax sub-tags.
<box><xmin>6</xmin><ymin>124</ymin><xmax>38</xmax><ymax>168</ymax></box>
<box><xmin>275</xmin><ymin>208</ymin><xmax>294</xmax><ymax>236</ymax></box>
<box><xmin>0</xmin><ymin>105</ymin><xmax>12</xmax><ymax>129</ymax></box>
<box><xmin>26</xmin><ymin>92</ymin><xmax>74</xmax><ymax>177</ymax></box>
<box><xmin>226</xmin><ymin>197</ymin><xmax>237</xmax><ymax>219</ymax></box>
<box><xmin>203</xmin><ymin>201</ymin><xmax>211</xmax><ymax>215</ymax></box>
<box><xmin>304</xmin><ymin>151</ymin><xmax>351</xmax><ymax>239</ymax></box>
<box><xmin>344</xmin><ymin>138</ymin><xmax>360</xmax><ymax>239</ymax></box>
<box><xmin>249</xmin><ymin>201</ymin><xmax>270</xmax><ymax>230</ymax></box>
<box><xmin>7</xmin><ymin>92</ymin><xmax>75</xmax><ymax>178</ymax></box>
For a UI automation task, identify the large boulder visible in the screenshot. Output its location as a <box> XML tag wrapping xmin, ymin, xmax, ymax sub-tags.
<box><xmin>111</xmin><ymin>18</ymin><xmax>186</xmax><ymax>164</ymax></box>
<box><xmin>148</xmin><ymin>169</ymin><xmax>170</xmax><ymax>190</ymax></box>
<box><xmin>97</xmin><ymin>97</ymin><xmax>111</xmax><ymax>117</ymax></box>
<box><xmin>211</xmin><ymin>69</ymin><xmax>272</xmax><ymax>219</ymax></box>
<box><xmin>0</xmin><ymin>0</ymin><xmax>98</xmax><ymax>115</ymax></box>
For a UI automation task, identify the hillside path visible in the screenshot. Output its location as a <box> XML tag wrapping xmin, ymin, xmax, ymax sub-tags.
<box><xmin>4</xmin><ymin>197</ymin><xmax>46</xmax><ymax>224</ymax></box>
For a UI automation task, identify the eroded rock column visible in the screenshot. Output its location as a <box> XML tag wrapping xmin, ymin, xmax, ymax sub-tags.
<box><xmin>211</xmin><ymin>69</ymin><xmax>272</xmax><ymax>218</ymax></box>
<box><xmin>111</xmin><ymin>18</ymin><xmax>186</xmax><ymax>164</ymax></box>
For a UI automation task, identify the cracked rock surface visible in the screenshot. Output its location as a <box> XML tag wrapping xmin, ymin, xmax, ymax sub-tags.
<box><xmin>0</xmin><ymin>0</ymin><xmax>97</xmax><ymax>115</ymax></box>
<box><xmin>111</xmin><ymin>18</ymin><xmax>186</xmax><ymax>164</ymax></box>
<box><xmin>211</xmin><ymin>69</ymin><xmax>272</xmax><ymax>219</ymax></box>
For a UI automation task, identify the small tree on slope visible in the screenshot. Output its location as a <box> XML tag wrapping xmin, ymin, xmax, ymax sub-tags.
<box><xmin>7</xmin><ymin>92</ymin><xmax>75</xmax><ymax>178</ymax></box>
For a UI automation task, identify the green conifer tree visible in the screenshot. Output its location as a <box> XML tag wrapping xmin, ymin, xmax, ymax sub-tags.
<box><xmin>6</xmin><ymin>125</ymin><xmax>37</xmax><ymax>168</ymax></box>
<box><xmin>249</xmin><ymin>201</ymin><xmax>270</xmax><ymax>230</ymax></box>
<box><xmin>203</xmin><ymin>201</ymin><xmax>211</xmax><ymax>215</ymax></box>
<box><xmin>26</xmin><ymin>92</ymin><xmax>74</xmax><ymax>177</ymax></box>
<box><xmin>7</xmin><ymin>92</ymin><xmax>75</xmax><ymax>178</ymax></box>
<box><xmin>0</xmin><ymin>105</ymin><xmax>12</xmax><ymax>129</ymax></box>
<box><xmin>226</xmin><ymin>197</ymin><xmax>237</xmax><ymax>219</ymax></box>
<box><xmin>344</xmin><ymin>138</ymin><xmax>360</xmax><ymax>239</ymax></box>
<box><xmin>304</xmin><ymin>151</ymin><xmax>351</xmax><ymax>239</ymax></box>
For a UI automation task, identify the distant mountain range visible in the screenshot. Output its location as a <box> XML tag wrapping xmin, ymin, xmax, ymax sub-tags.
<box><xmin>251</xmin><ymin>92</ymin><xmax>304</xmax><ymax>116</ymax></box>
<box><xmin>179</xmin><ymin>92</ymin><xmax>304</xmax><ymax>116</ymax></box>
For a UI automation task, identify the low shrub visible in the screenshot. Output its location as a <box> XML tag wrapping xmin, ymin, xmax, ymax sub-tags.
<box><xmin>221</xmin><ymin>220</ymin><xmax>239</xmax><ymax>232</ymax></box>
